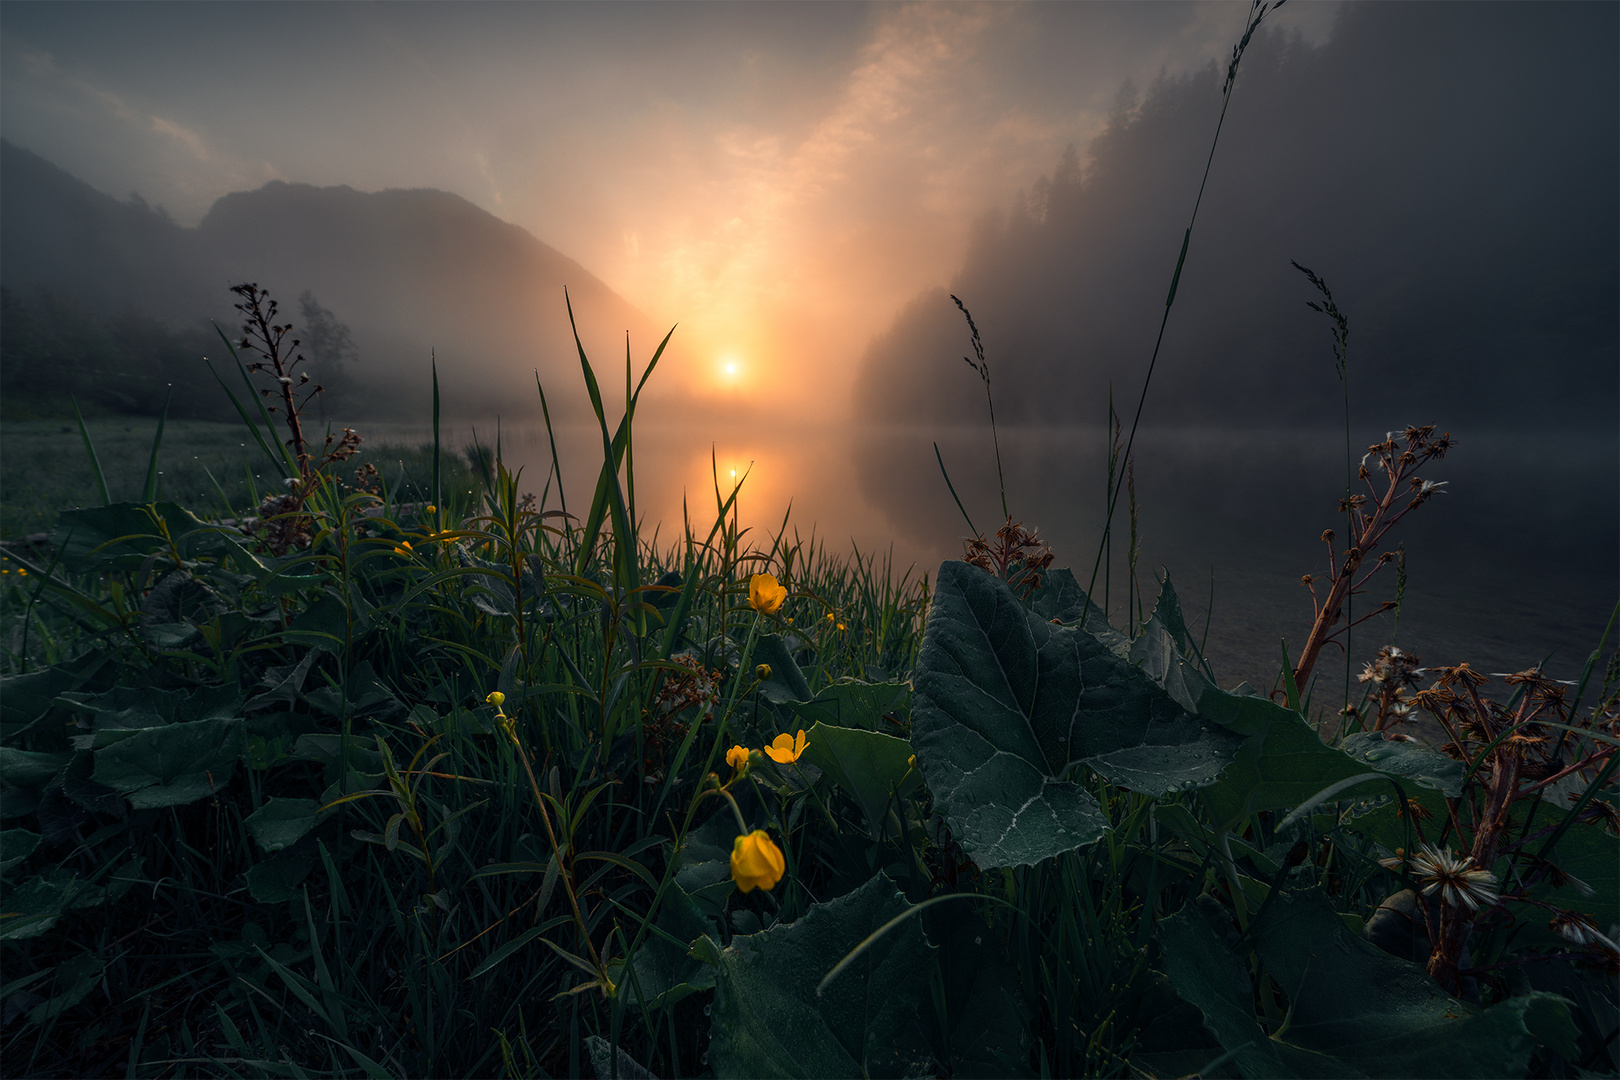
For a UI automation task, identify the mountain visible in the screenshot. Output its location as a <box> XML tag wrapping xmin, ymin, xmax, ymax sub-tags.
<box><xmin>0</xmin><ymin>140</ymin><xmax>663</xmax><ymax>418</ymax></box>
<box><xmin>853</xmin><ymin>2</ymin><xmax>1619</xmax><ymax>434</ymax></box>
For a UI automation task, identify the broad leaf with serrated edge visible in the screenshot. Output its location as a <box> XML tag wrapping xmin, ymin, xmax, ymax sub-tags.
<box><xmin>708</xmin><ymin>873</ymin><xmax>933</xmax><ymax>1079</ymax></box>
<box><xmin>912</xmin><ymin>562</ymin><xmax>1239</xmax><ymax>868</ymax></box>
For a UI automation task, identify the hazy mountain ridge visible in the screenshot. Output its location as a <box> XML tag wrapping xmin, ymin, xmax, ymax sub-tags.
<box><xmin>854</xmin><ymin>3</ymin><xmax>1619</xmax><ymax>434</ymax></box>
<box><xmin>1</xmin><ymin>139</ymin><xmax>661</xmax><ymax>419</ymax></box>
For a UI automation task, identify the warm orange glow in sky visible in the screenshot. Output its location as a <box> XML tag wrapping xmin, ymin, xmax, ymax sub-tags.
<box><xmin>0</xmin><ymin>2</ymin><xmax>1340</xmax><ymax>420</ymax></box>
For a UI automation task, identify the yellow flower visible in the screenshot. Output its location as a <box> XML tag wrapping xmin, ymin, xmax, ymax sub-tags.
<box><xmin>748</xmin><ymin>573</ymin><xmax>787</xmax><ymax>615</ymax></box>
<box><xmin>394</xmin><ymin>540</ymin><xmax>414</xmax><ymax>556</ymax></box>
<box><xmin>755</xmin><ymin>663</ymin><xmax>773</xmax><ymax>681</ymax></box>
<box><xmin>764</xmin><ymin>730</ymin><xmax>809</xmax><ymax>764</ymax></box>
<box><xmin>425</xmin><ymin>504</ymin><xmax>437</xmax><ymax>515</ymax></box>
<box><xmin>485</xmin><ymin>691</ymin><xmax>505</xmax><ymax>708</ymax></box>
<box><xmin>730</xmin><ymin>830</ymin><xmax>785</xmax><ymax>893</ymax></box>
<box><xmin>726</xmin><ymin>745</ymin><xmax>750</xmax><ymax>772</ymax></box>
<box><xmin>836</xmin><ymin>622</ymin><xmax>845</xmax><ymax>631</ymax></box>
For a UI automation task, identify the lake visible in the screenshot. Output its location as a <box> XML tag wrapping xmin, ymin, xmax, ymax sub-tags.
<box><xmin>359</xmin><ymin>417</ymin><xmax>1619</xmax><ymax>711</ymax></box>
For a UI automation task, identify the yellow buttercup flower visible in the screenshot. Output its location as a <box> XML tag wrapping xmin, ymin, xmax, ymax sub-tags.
<box><xmin>748</xmin><ymin>573</ymin><xmax>787</xmax><ymax>615</ymax></box>
<box><xmin>425</xmin><ymin>504</ymin><xmax>437</xmax><ymax>515</ymax></box>
<box><xmin>764</xmin><ymin>730</ymin><xmax>809</xmax><ymax>764</ymax></box>
<box><xmin>394</xmin><ymin>540</ymin><xmax>414</xmax><ymax>556</ymax></box>
<box><xmin>485</xmin><ymin>691</ymin><xmax>505</xmax><ymax>708</ymax></box>
<box><xmin>730</xmin><ymin>830</ymin><xmax>785</xmax><ymax>893</ymax></box>
<box><xmin>755</xmin><ymin>663</ymin><xmax>773</xmax><ymax>681</ymax></box>
<box><xmin>726</xmin><ymin>745</ymin><xmax>750</xmax><ymax>772</ymax></box>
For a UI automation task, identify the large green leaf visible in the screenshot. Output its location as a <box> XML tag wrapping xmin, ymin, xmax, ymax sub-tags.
<box><xmin>26</xmin><ymin>952</ymin><xmax>106</xmax><ymax>1024</ymax></box>
<box><xmin>1517</xmin><ymin>807</ymin><xmax>1619</xmax><ymax>934</ymax></box>
<box><xmin>1159</xmin><ymin>897</ymin><xmax>1326</xmax><ymax>1079</ymax></box>
<box><xmin>1337</xmin><ymin>733</ymin><xmax>1464</xmax><ymax>798</ymax></box>
<box><xmin>0</xmin><ymin>748</ymin><xmax>71</xmax><ymax>790</ymax></box>
<box><xmin>912</xmin><ymin>562</ymin><xmax>1238</xmax><ymax>868</ymax></box>
<box><xmin>1256</xmin><ymin>890</ymin><xmax>1576</xmax><ymax>1075</ymax></box>
<box><xmin>708</xmin><ymin>873</ymin><xmax>934</xmax><ymax>1079</ymax></box>
<box><xmin>58</xmin><ymin>682</ymin><xmax>242</xmax><ymax>734</ymax></box>
<box><xmin>1194</xmin><ymin>692</ymin><xmax>1382</xmax><ymax>829</ymax></box>
<box><xmin>283</xmin><ymin>591</ymin><xmax>371</xmax><ymax>654</ymax></box>
<box><xmin>929</xmin><ymin>906</ymin><xmax>1033</xmax><ymax>1077</ymax></box>
<box><xmin>0</xmin><ymin>869</ymin><xmax>105</xmax><ymax>940</ymax></box>
<box><xmin>244</xmin><ymin>797</ymin><xmax>323</xmax><ymax>853</ymax></box>
<box><xmin>1027</xmin><ymin>567</ymin><xmax>1130</xmax><ymax>655</ymax></box>
<box><xmin>0</xmin><ymin>653</ymin><xmax>110</xmax><ymax>742</ymax></box>
<box><xmin>672</xmin><ymin>810</ymin><xmax>743</xmax><ymax>919</ymax></box>
<box><xmin>785</xmin><ymin>679</ymin><xmax>909</xmax><ymax>733</ymax></box>
<box><xmin>245</xmin><ymin>847</ymin><xmax>316</xmax><ymax>904</ymax></box>
<box><xmin>90</xmin><ymin>715</ymin><xmax>243</xmax><ymax>808</ymax></box>
<box><xmin>613</xmin><ymin>880</ymin><xmax>717</xmax><ymax>1011</ymax></box>
<box><xmin>0</xmin><ymin>828</ymin><xmax>40</xmax><ymax>873</ymax></box>
<box><xmin>1162</xmin><ymin>890</ymin><xmax>1577</xmax><ymax>1078</ymax></box>
<box><xmin>1123</xmin><ymin>618</ymin><xmax>1463</xmax><ymax>834</ymax></box>
<box><xmin>752</xmin><ymin>633</ymin><xmax>814</xmax><ymax>704</ymax></box>
<box><xmin>799</xmin><ymin>722</ymin><xmax>920</xmax><ymax>839</ymax></box>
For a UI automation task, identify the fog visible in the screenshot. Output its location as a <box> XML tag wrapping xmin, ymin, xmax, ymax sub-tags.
<box><xmin>3</xmin><ymin>2</ymin><xmax>1615</xmax><ymax>701</ymax></box>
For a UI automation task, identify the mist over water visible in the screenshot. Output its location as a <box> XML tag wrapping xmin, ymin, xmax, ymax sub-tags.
<box><xmin>363</xmin><ymin>416</ymin><xmax>1617</xmax><ymax>707</ymax></box>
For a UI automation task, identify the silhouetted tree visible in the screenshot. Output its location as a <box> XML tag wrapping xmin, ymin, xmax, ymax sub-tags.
<box><xmin>297</xmin><ymin>291</ymin><xmax>358</xmax><ymax>415</ymax></box>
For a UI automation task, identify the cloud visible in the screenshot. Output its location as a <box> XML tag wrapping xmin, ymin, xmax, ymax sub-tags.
<box><xmin>1</xmin><ymin>42</ymin><xmax>280</xmax><ymax>221</ymax></box>
<box><xmin>149</xmin><ymin>115</ymin><xmax>211</xmax><ymax>161</ymax></box>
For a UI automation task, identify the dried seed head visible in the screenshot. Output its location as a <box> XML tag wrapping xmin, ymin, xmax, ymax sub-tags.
<box><xmin>1407</xmin><ymin>845</ymin><xmax>1499</xmax><ymax>911</ymax></box>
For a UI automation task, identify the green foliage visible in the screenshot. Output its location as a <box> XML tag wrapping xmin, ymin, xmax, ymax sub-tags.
<box><xmin>1161</xmin><ymin>891</ymin><xmax>1577</xmax><ymax>1078</ymax></box>
<box><xmin>1</xmin><ymin>290</ymin><xmax>1612</xmax><ymax>1079</ymax></box>
<box><xmin>708</xmin><ymin>873</ymin><xmax>933</xmax><ymax>1078</ymax></box>
<box><xmin>912</xmin><ymin>561</ymin><xmax>1239</xmax><ymax>868</ymax></box>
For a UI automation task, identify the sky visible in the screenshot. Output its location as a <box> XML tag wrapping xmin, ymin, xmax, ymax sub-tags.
<box><xmin>0</xmin><ymin>0</ymin><xmax>1340</xmax><ymax>408</ymax></box>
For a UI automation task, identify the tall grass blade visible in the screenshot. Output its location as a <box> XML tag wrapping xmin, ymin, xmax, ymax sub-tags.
<box><xmin>432</xmin><ymin>352</ymin><xmax>442</xmax><ymax>514</ymax></box>
<box><xmin>563</xmin><ymin>289</ymin><xmax>673</xmax><ymax>589</ymax></box>
<box><xmin>1087</xmin><ymin>0</ymin><xmax>1282</xmax><ymax>598</ymax></box>
<box><xmin>207</xmin><ymin>324</ymin><xmax>294</xmax><ymax>479</ymax></box>
<box><xmin>69</xmin><ymin>393</ymin><xmax>112</xmax><ymax>506</ymax></box>
<box><xmin>141</xmin><ymin>386</ymin><xmax>173</xmax><ymax>503</ymax></box>
<box><xmin>933</xmin><ymin>442</ymin><xmax>980</xmax><ymax>539</ymax></box>
<box><xmin>535</xmin><ymin>372</ymin><xmax>567</xmax><ymax>520</ymax></box>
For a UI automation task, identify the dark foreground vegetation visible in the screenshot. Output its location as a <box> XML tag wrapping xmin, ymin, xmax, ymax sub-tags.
<box><xmin>3</xmin><ymin>6</ymin><xmax>1615</xmax><ymax>1075</ymax></box>
<box><xmin>0</xmin><ymin>275</ymin><xmax>1614</xmax><ymax>1078</ymax></box>
<box><xmin>0</xmin><ymin>285</ymin><xmax>357</xmax><ymax>423</ymax></box>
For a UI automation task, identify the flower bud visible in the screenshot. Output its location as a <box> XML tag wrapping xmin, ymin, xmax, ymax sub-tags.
<box><xmin>730</xmin><ymin>830</ymin><xmax>785</xmax><ymax>893</ymax></box>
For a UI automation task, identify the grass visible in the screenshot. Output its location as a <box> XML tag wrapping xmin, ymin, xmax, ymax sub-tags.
<box><xmin>0</xmin><ymin>419</ymin><xmax>477</xmax><ymax>540</ymax></box>
<box><xmin>1</xmin><ymin>307</ymin><xmax>1612</xmax><ymax>1077</ymax></box>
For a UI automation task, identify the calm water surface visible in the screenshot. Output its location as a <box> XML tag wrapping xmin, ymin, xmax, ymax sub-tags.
<box><xmin>361</xmin><ymin>418</ymin><xmax>1617</xmax><ymax>710</ymax></box>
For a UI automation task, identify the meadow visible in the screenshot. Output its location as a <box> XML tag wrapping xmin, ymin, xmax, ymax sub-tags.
<box><xmin>2</xmin><ymin>5</ymin><xmax>1616</xmax><ymax>1075</ymax></box>
<box><xmin>0</xmin><ymin>419</ymin><xmax>474</xmax><ymax>542</ymax></box>
<box><xmin>1</xmin><ymin>275</ymin><xmax>1614</xmax><ymax>1077</ymax></box>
